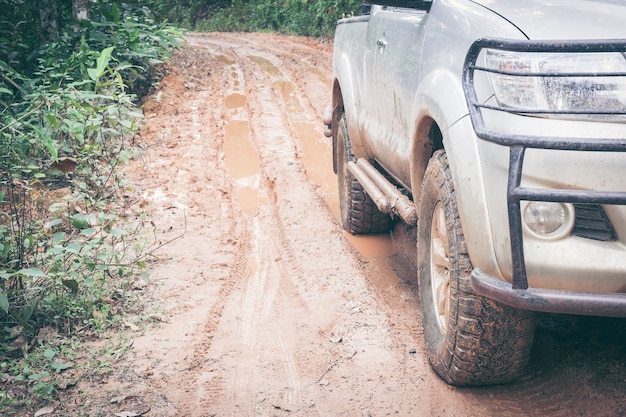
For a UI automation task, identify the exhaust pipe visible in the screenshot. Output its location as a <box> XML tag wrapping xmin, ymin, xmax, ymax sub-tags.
<box><xmin>347</xmin><ymin>158</ymin><xmax>417</xmax><ymax>226</ymax></box>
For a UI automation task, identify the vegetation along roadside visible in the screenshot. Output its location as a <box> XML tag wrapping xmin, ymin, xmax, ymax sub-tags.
<box><xmin>0</xmin><ymin>0</ymin><xmax>182</xmax><ymax>412</ymax></box>
<box><xmin>0</xmin><ymin>0</ymin><xmax>359</xmax><ymax>414</ymax></box>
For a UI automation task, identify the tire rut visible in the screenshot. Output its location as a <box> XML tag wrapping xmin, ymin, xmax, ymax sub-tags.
<box><xmin>185</xmin><ymin>36</ymin><xmax>315</xmax><ymax>415</ymax></box>
<box><xmin>184</xmin><ymin>33</ymin><xmax>430</xmax><ymax>416</ymax></box>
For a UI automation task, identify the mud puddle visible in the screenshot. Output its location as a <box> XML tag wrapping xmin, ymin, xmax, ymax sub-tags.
<box><xmin>291</xmin><ymin>111</ymin><xmax>414</xmax><ymax>310</ymax></box>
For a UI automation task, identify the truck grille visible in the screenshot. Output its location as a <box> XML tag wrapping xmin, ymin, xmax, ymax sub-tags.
<box><xmin>573</xmin><ymin>204</ymin><xmax>617</xmax><ymax>241</ymax></box>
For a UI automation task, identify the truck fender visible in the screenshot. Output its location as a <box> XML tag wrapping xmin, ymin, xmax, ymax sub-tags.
<box><xmin>409</xmin><ymin>68</ymin><xmax>503</xmax><ymax>279</ymax></box>
<box><xmin>332</xmin><ymin>54</ymin><xmax>369</xmax><ymax>164</ymax></box>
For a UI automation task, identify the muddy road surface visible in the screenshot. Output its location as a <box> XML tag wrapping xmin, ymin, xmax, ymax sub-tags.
<box><xmin>61</xmin><ymin>33</ymin><xmax>626</xmax><ymax>416</ymax></box>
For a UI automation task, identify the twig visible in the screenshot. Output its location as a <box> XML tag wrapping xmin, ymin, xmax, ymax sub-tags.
<box><xmin>135</xmin><ymin>209</ymin><xmax>188</xmax><ymax>262</ymax></box>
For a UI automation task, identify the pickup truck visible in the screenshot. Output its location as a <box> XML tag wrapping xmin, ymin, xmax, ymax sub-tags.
<box><xmin>324</xmin><ymin>0</ymin><xmax>626</xmax><ymax>386</ymax></box>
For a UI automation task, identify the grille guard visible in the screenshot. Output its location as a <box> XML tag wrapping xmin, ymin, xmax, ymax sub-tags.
<box><xmin>462</xmin><ymin>38</ymin><xmax>626</xmax><ymax>316</ymax></box>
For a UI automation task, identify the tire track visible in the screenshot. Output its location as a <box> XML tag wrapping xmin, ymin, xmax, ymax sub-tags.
<box><xmin>185</xmin><ymin>36</ymin><xmax>314</xmax><ymax>415</ymax></box>
<box><xmin>225</xmin><ymin>33</ymin><xmax>433</xmax><ymax>416</ymax></box>
<box><xmin>152</xmin><ymin>43</ymin><xmax>257</xmax><ymax>416</ymax></box>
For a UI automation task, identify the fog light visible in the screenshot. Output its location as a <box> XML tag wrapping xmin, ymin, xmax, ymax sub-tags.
<box><xmin>523</xmin><ymin>202</ymin><xmax>573</xmax><ymax>238</ymax></box>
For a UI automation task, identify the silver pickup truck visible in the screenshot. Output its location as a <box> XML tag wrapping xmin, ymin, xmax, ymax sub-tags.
<box><xmin>325</xmin><ymin>0</ymin><xmax>626</xmax><ymax>386</ymax></box>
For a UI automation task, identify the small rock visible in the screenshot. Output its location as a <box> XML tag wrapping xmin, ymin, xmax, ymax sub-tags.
<box><xmin>149</xmin><ymin>313</ymin><xmax>170</xmax><ymax>323</ymax></box>
<box><xmin>132</xmin><ymin>279</ymin><xmax>149</xmax><ymax>290</ymax></box>
<box><xmin>124</xmin><ymin>321</ymin><xmax>140</xmax><ymax>331</ymax></box>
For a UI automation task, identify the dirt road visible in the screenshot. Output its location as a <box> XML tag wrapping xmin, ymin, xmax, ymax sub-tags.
<box><xmin>62</xmin><ymin>32</ymin><xmax>626</xmax><ymax>417</ymax></box>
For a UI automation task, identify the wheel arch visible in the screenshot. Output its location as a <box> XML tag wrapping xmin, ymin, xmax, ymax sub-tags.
<box><xmin>409</xmin><ymin>68</ymin><xmax>502</xmax><ymax>280</ymax></box>
<box><xmin>410</xmin><ymin>115</ymin><xmax>443</xmax><ymax>202</ymax></box>
<box><xmin>332</xmin><ymin>49</ymin><xmax>370</xmax><ymax>174</ymax></box>
<box><xmin>331</xmin><ymin>78</ymin><xmax>345</xmax><ymax>175</ymax></box>
<box><xmin>408</xmin><ymin>67</ymin><xmax>467</xmax><ymax>201</ymax></box>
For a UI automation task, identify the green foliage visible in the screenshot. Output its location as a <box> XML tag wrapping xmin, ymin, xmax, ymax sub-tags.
<box><xmin>0</xmin><ymin>0</ymin><xmax>181</xmax><ymax>409</ymax></box>
<box><xmin>0</xmin><ymin>2</ymin><xmax>182</xmax><ymax>178</ymax></box>
<box><xmin>191</xmin><ymin>0</ymin><xmax>361</xmax><ymax>37</ymax></box>
<box><xmin>0</xmin><ymin>332</ymin><xmax>133</xmax><ymax>409</ymax></box>
<box><xmin>0</xmin><ymin>185</ymin><xmax>147</xmax><ymax>330</ymax></box>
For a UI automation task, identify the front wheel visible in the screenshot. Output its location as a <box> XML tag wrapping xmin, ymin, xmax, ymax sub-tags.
<box><xmin>417</xmin><ymin>150</ymin><xmax>536</xmax><ymax>386</ymax></box>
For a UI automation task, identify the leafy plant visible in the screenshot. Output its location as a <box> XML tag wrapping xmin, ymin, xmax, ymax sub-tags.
<box><xmin>0</xmin><ymin>1</ymin><xmax>181</xmax><ymax>411</ymax></box>
<box><xmin>193</xmin><ymin>0</ymin><xmax>360</xmax><ymax>37</ymax></box>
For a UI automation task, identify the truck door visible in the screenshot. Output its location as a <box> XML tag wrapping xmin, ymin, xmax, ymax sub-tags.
<box><xmin>361</xmin><ymin>5</ymin><xmax>388</xmax><ymax>157</ymax></box>
<box><xmin>366</xmin><ymin>5</ymin><xmax>429</xmax><ymax>188</ymax></box>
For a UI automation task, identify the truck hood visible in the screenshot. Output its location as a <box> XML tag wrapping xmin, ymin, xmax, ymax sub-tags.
<box><xmin>473</xmin><ymin>0</ymin><xmax>626</xmax><ymax>40</ymax></box>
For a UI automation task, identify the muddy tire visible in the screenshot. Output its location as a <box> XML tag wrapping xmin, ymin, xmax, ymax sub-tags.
<box><xmin>336</xmin><ymin>113</ymin><xmax>392</xmax><ymax>234</ymax></box>
<box><xmin>417</xmin><ymin>150</ymin><xmax>535</xmax><ymax>386</ymax></box>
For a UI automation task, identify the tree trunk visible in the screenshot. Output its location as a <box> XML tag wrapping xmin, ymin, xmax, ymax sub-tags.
<box><xmin>39</xmin><ymin>0</ymin><xmax>59</xmax><ymax>42</ymax></box>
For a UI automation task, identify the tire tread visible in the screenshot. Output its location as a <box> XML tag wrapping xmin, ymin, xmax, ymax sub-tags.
<box><xmin>418</xmin><ymin>150</ymin><xmax>535</xmax><ymax>386</ymax></box>
<box><xmin>337</xmin><ymin>114</ymin><xmax>392</xmax><ymax>234</ymax></box>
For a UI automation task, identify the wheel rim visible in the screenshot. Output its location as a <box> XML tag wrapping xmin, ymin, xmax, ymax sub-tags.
<box><xmin>430</xmin><ymin>202</ymin><xmax>450</xmax><ymax>334</ymax></box>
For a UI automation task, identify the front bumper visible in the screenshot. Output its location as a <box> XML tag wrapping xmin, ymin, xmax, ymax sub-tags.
<box><xmin>471</xmin><ymin>268</ymin><xmax>626</xmax><ymax>317</ymax></box>
<box><xmin>463</xmin><ymin>38</ymin><xmax>626</xmax><ymax>317</ymax></box>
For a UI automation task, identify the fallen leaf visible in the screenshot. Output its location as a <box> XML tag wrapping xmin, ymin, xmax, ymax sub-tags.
<box><xmin>50</xmin><ymin>157</ymin><xmax>78</xmax><ymax>173</ymax></box>
<box><xmin>34</xmin><ymin>407</ymin><xmax>55</xmax><ymax>417</ymax></box>
<box><xmin>52</xmin><ymin>361</ymin><xmax>74</xmax><ymax>371</ymax></box>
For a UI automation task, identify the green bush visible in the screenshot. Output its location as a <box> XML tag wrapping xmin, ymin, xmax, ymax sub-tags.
<box><xmin>0</xmin><ymin>1</ymin><xmax>181</xmax><ymax>408</ymax></box>
<box><xmin>0</xmin><ymin>0</ymin><xmax>181</xmax><ymax>329</ymax></box>
<box><xmin>194</xmin><ymin>0</ymin><xmax>361</xmax><ymax>37</ymax></box>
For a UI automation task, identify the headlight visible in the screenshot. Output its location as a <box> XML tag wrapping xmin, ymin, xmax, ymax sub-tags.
<box><xmin>485</xmin><ymin>50</ymin><xmax>626</xmax><ymax>121</ymax></box>
<box><xmin>523</xmin><ymin>201</ymin><xmax>574</xmax><ymax>240</ymax></box>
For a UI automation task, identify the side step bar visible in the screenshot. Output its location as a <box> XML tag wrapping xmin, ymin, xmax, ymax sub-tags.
<box><xmin>347</xmin><ymin>158</ymin><xmax>417</xmax><ymax>226</ymax></box>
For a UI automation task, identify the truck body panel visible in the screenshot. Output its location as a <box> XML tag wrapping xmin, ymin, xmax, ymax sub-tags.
<box><xmin>332</xmin><ymin>0</ymin><xmax>626</xmax><ymax>295</ymax></box>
